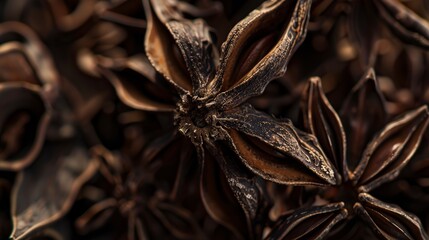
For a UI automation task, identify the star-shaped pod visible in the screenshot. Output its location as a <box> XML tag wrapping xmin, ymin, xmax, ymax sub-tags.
<box><xmin>103</xmin><ymin>0</ymin><xmax>337</xmax><ymax>184</ymax></box>
<box><xmin>267</xmin><ymin>69</ymin><xmax>429</xmax><ymax>239</ymax></box>
<box><xmin>98</xmin><ymin>0</ymin><xmax>339</xmax><ymax>237</ymax></box>
<box><xmin>74</xmin><ymin>146</ymin><xmax>205</xmax><ymax>240</ymax></box>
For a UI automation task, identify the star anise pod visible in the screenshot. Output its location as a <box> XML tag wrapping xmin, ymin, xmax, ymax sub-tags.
<box><xmin>369</xmin><ymin>143</ymin><xmax>429</xmax><ymax>234</ymax></box>
<box><xmin>138</xmin><ymin>0</ymin><xmax>337</xmax><ymax>182</ymax></box>
<box><xmin>97</xmin><ymin>0</ymin><xmax>342</xmax><ymax>238</ymax></box>
<box><xmin>267</xmin><ymin>69</ymin><xmax>429</xmax><ymax>239</ymax></box>
<box><xmin>3</xmin><ymin>0</ymin><xmax>429</xmax><ymax>239</ymax></box>
<box><xmin>74</xmin><ymin>146</ymin><xmax>205</xmax><ymax>240</ymax></box>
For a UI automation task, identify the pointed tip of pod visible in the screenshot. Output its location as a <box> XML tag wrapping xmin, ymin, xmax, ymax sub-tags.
<box><xmin>323</xmin><ymin>174</ymin><xmax>338</xmax><ymax>186</ymax></box>
<box><xmin>325</xmin><ymin>169</ymin><xmax>341</xmax><ymax>186</ymax></box>
<box><xmin>417</xmin><ymin>104</ymin><xmax>429</xmax><ymax>115</ymax></box>
<box><xmin>407</xmin><ymin>105</ymin><xmax>429</xmax><ymax>126</ymax></box>
<box><xmin>9</xmin><ymin>230</ymin><xmax>21</xmax><ymax>240</ymax></box>
<box><xmin>309</xmin><ymin>76</ymin><xmax>322</xmax><ymax>86</ymax></box>
<box><xmin>364</xmin><ymin>68</ymin><xmax>376</xmax><ymax>80</ymax></box>
<box><xmin>415</xmin><ymin>105</ymin><xmax>429</xmax><ymax>128</ymax></box>
<box><xmin>353</xmin><ymin>68</ymin><xmax>379</xmax><ymax>92</ymax></box>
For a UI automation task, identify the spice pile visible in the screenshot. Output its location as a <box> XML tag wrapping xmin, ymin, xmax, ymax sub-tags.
<box><xmin>1</xmin><ymin>0</ymin><xmax>429</xmax><ymax>239</ymax></box>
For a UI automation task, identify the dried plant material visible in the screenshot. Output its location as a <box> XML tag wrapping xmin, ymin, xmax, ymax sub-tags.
<box><xmin>0</xmin><ymin>22</ymin><xmax>59</xmax><ymax>96</ymax></box>
<box><xmin>375</xmin><ymin>0</ymin><xmax>429</xmax><ymax>49</ymax></box>
<box><xmin>355</xmin><ymin>193</ymin><xmax>428</xmax><ymax>240</ymax></box>
<box><xmin>354</xmin><ymin>105</ymin><xmax>429</xmax><ymax>192</ymax></box>
<box><xmin>268</xmin><ymin>71</ymin><xmax>429</xmax><ymax>239</ymax></box>
<box><xmin>75</xmin><ymin>145</ymin><xmax>205</xmax><ymax>240</ymax></box>
<box><xmin>266</xmin><ymin>203</ymin><xmax>347</xmax><ymax>240</ymax></box>
<box><xmin>301</xmin><ymin>77</ymin><xmax>346</xmax><ymax>179</ymax></box>
<box><xmin>220</xmin><ymin>104</ymin><xmax>336</xmax><ymax>185</ymax></box>
<box><xmin>340</xmin><ymin>69</ymin><xmax>387</xmax><ymax>172</ymax></box>
<box><xmin>10</xmin><ymin>139</ymin><xmax>98</xmax><ymax>240</ymax></box>
<box><xmin>0</xmin><ymin>0</ymin><xmax>429</xmax><ymax>239</ymax></box>
<box><xmin>101</xmin><ymin>0</ymin><xmax>336</xmax><ymax>235</ymax></box>
<box><xmin>0</xmin><ymin>84</ymin><xmax>50</xmax><ymax>171</ymax></box>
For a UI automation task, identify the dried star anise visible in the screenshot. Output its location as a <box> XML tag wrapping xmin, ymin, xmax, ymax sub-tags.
<box><xmin>99</xmin><ymin>0</ymin><xmax>338</xmax><ymax>237</ymax></box>
<box><xmin>74</xmin><ymin>146</ymin><xmax>205</xmax><ymax>239</ymax></box>
<box><xmin>267</xmin><ymin>70</ymin><xmax>429</xmax><ymax>239</ymax></box>
<box><xmin>2</xmin><ymin>0</ymin><xmax>429</xmax><ymax>239</ymax></box>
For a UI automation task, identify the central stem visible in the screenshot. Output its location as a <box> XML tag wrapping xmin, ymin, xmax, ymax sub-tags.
<box><xmin>189</xmin><ymin>104</ymin><xmax>209</xmax><ymax>128</ymax></box>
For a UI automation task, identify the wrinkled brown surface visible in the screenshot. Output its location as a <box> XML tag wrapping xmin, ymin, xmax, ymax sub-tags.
<box><xmin>1</xmin><ymin>0</ymin><xmax>429</xmax><ymax>239</ymax></box>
